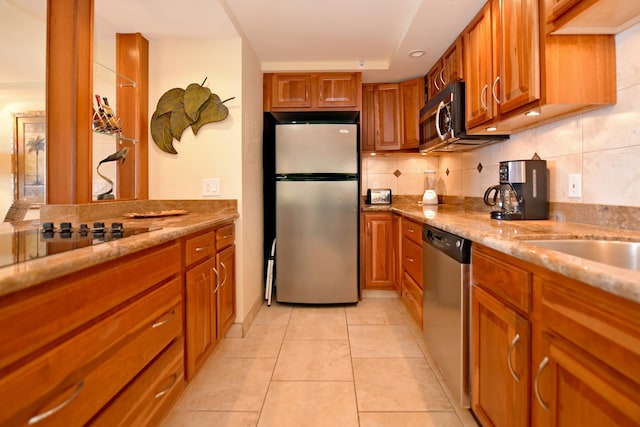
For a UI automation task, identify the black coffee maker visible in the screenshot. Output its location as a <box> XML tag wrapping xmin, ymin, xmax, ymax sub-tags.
<box><xmin>483</xmin><ymin>159</ymin><xmax>548</xmax><ymax>220</ymax></box>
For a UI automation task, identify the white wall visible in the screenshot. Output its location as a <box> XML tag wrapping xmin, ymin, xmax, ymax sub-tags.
<box><xmin>149</xmin><ymin>38</ymin><xmax>263</xmax><ymax>323</ymax></box>
<box><xmin>363</xmin><ymin>23</ymin><xmax>640</xmax><ymax>208</ymax></box>
<box><xmin>239</xmin><ymin>38</ymin><xmax>265</xmax><ymax>324</ymax></box>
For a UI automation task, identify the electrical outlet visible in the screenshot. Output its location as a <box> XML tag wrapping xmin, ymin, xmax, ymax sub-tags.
<box><xmin>568</xmin><ymin>174</ymin><xmax>582</xmax><ymax>198</ymax></box>
<box><xmin>202</xmin><ymin>178</ymin><xmax>220</xmax><ymax>196</ymax></box>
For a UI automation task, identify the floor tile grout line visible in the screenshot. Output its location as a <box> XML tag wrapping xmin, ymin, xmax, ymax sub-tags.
<box><xmin>253</xmin><ymin>303</ymin><xmax>291</xmax><ymax>427</ymax></box>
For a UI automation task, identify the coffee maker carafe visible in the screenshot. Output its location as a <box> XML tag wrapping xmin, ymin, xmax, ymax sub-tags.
<box><xmin>483</xmin><ymin>159</ymin><xmax>548</xmax><ymax>220</ymax></box>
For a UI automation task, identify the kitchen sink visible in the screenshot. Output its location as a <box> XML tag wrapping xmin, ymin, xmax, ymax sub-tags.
<box><xmin>523</xmin><ymin>239</ymin><xmax>640</xmax><ymax>271</ymax></box>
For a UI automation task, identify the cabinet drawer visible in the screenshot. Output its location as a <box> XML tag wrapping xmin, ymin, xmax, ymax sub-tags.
<box><xmin>402</xmin><ymin>237</ymin><xmax>423</xmax><ymax>287</ymax></box>
<box><xmin>0</xmin><ymin>242</ymin><xmax>180</xmax><ymax>372</ymax></box>
<box><xmin>402</xmin><ymin>218</ymin><xmax>422</xmax><ymax>245</ymax></box>
<box><xmin>540</xmin><ymin>275</ymin><xmax>640</xmax><ymax>386</ymax></box>
<box><xmin>185</xmin><ymin>231</ymin><xmax>216</xmax><ymax>266</ymax></box>
<box><xmin>472</xmin><ymin>246</ymin><xmax>531</xmax><ymax>313</ymax></box>
<box><xmin>90</xmin><ymin>337</ymin><xmax>185</xmax><ymax>427</ymax></box>
<box><xmin>216</xmin><ymin>223</ymin><xmax>235</xmax><ymax>251</ymax></box>
<box><xmin>0</xmin><ymin>278</ymin><xmax>182</xmax><ymax>427</ymax></box>
<box><xmin>401</xmin><ymin>271</ymin><xmax>423</xmax><ymax>326</ymax></box>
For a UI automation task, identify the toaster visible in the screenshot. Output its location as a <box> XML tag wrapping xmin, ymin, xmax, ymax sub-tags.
<box><xmin>366</xmin><ymin>188</ymin><xmax>392</xmax><ymax>205</ymax></box>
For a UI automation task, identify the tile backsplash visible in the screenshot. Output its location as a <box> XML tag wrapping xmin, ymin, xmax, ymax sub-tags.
<box><xmin>362</xmin><ymin>22</ymin><xmax>640</xmax><ymax>209</ymax></box>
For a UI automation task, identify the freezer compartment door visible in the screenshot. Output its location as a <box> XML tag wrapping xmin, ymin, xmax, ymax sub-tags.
<box><xmin>275</xmin><ymin>123</ymin><xmax>358</xmax><ymax>174</ymax></box>
<box><xmin>275</xmin><ymin>180</ymin><xmax>358</xmax><ymax>303</ymax></box>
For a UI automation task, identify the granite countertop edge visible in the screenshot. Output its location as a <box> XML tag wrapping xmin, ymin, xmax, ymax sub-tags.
<box><xmin>364</xmin><ymin>202</ymin><xmax>640</xmax><ymax>305</ymax></box>
<box><xmin>0</xmin><ymin>211</ymin><xmax>239</xmax><ymax>299</ymax></box>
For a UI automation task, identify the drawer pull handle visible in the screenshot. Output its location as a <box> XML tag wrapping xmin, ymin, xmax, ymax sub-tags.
<box><xmin>195</xmin><ymin>244</ymin><xmax>210</xmax><ymax>252</ymax></box>
<box><xmin>213</xmin><ymin>267</ymin><xmax>220</xmax><ymax>292</ymax></box>
<box><xmin>407</xmin><ymin>229</ymin><xmax>414</xmax><ymax>233</ymax></box>
<box><xmin>406</xmin><ymin>257</ymin><xmax>415</xmax><ymax>263</ymax></box>
<box><xmin>507</xmin><ymin>334</ymin><xmax>520</xmax><ymax>382</ymax></box>
<box><xmin>404</xmin><ymin>291</ymin><xmax>414</xmax><ymax>300</ymax></box>
<box><xmin>28</xmin><ymin>380</ymin><xmax>84</xmax><ymax>425</ymax></box>
<box><xmin>152</xmin><ymin>309</ymin><xmax>176</xmax><ymax>328</ymax></box>
<box><xmin>222</xmin><ymin>234</ymin><xmax>232</xmax><ymax>239</ymax></box>
<box><xmin>154</xmin><ymin>373</ymin><xmax>178</xmax><ymax>399</ymax></box>
<box><xmin>535</xmin><ymin>356</ymin><xmax>550</xmax><ymax>411</ymax></box>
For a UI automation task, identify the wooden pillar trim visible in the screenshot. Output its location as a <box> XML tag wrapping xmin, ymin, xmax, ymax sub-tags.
<box><xmin>46</xmin><ymin>0</ymin><xmax>94</xmax><ymax>204</ymax></box>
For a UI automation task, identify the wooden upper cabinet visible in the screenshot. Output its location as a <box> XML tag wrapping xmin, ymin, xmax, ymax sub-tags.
<box><xmin>442</xmin><ymin>37</ymin><xmax>464</xmax><ymax>85</ymax></box>
<box><xmin>375</xmin><ymin>84</ymin><xmax>402</xmax><ymax>150</ymax></box>
<box><xmin>426</xmin><ymin>61</ymin><xmax>444</xmax><ymax>100</ymax></box>
<box><xmin>264</xmin><ymin>72</ymin><xmax>362</xmax><ymax>111</ymax></box>
<box><xmin>545</xmin><ymin>0</ymin><xmax>640</xmax><ymax>34</ymax></box>
<box><xmin>497</xmin><ymin>0</ymin><xmax>540</xmax><ymax>115</ymax></box>
<box><xmin>270</xmin><ymin>73</ymin><xmax>313</xmax><ymax>109</ymax></box>
<box><xmin>425</xmin><ymin>36</ymin><xmax>463</xmax><ymax>101</ymax></box>
<box><xmin>316</xmin><ymin>73</ymin><xmax>360</xmax><ymax>108</ymax></box>
<box><xmin>464</xmin><ymin>2</ymin><xmax>495</xmax><ymax>129</ymax></box>
<box><xmin>400</xmin><ymin>77</ymin><xmax>425</xmax><ymax>149</ymax></box>
<box><xmin>361</xmin><ymin>84</ymin><xmax>377</xmax><ymax>152</ymax></box>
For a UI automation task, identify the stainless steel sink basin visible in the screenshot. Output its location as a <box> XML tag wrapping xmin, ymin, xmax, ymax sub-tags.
<box><xmin>523</xmin><ymin>239</ymin><xmax>640</xmax><ymax>271</ymax></box>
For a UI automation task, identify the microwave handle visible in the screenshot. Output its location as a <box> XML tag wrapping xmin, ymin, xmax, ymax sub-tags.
<box><xmin>435</xmin><ymin>101</ymin><xmax>445</xmax><ymax>140</ymax></box>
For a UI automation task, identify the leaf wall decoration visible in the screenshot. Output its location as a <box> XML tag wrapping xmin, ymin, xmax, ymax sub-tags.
<box><xmin>150</xmin><ymin>78</ymin><xmax>234</xmax><ymax>154</ymax></box>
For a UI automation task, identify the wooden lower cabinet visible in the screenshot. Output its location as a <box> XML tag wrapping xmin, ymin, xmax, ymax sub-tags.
<box><xmin>0</xmin><ymin>243</ymin><xmax>183</xmax><ymax>427</ymax></box>
<box><xmin>400</xmin><ymin>217</ymin><xmax>423</xmax><ymax>326</ymax></box>
<box><xmin>472</xmin><ymin>244</ymin><xmax>640</xmax><ymax>427</ymax></box>
<box><xmin>362</xmin><ymin>212</ymin><xmax>393</xmax><ymax>289</ymax></box>
<box><xmin>90</xmin><ymin>337</ymin><xmax>185</xmax><ymax>427</ymax></box>
<box><xmin>217</xmin><ymin>243</ymin><xmax>236</xmax><ymax>338</ymax></box>
<box><xmin>185</xmin><ymin>257</ymin><xmax>218</xmax><ymax>379</ymax></box>
<box><xmin>184</xmin><ymin>222</ymin><xmax>236</xmax><ymax>380</ymax></box>
<box><xmin>533</xmin><ymin>332</ymin><xmax>640</xmax><ymax>427</ymax></box>
<box><xmin>472</xmin><ymin>285</ymin><xmax>530</xmax><ymax>427</ymax></box>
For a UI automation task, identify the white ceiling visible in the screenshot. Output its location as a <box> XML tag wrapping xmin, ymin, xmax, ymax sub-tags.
<box><xmin>2</xmin><ymin>0</ymin><xmax>487</xmax><ymax>88</ymax></box>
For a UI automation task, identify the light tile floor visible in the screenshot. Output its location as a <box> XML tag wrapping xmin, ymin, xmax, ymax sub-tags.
<box><xmin>161</xmin><ymin>290</ymin><xmax>479</xmax><ymax>427</ymax></box>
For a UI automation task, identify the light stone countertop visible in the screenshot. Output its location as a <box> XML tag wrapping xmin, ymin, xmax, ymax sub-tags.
<box><xmin>364</xmin><ymin>201</ymin><xmax>640</xmax><ymax>304</ymax></box>
<box><xmin>0</xmin><ymin>211</ymin><xmax>238</xmax><ymax>299</ymax></box>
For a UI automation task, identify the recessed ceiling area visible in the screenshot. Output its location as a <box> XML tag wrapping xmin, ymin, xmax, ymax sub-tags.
<box><xmin>95</xmin><ymin>0</ymin><xmax>487</xmax><ymax>83</ymax></box>
<box><xmin>1</xmin><ymin>0</ymin><xmax>488</xmax><ymax>87</ymax></box>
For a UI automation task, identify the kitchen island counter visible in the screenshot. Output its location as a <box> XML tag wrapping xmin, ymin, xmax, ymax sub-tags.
<box><xmin>365</xmin><ymin>200</ymin><xmax>640</xmax><ymax>304</ymax></box>
<box><xmin>0</xmin><ymin>205</ymin><xmax>238</xmax><ymax>299</ymax></box>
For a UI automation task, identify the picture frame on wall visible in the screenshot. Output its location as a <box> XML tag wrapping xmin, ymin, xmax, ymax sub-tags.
<box><xmin>13</xmin><ymin>112</ymin><xmax>46</xmax><ymax>205</ymax></box>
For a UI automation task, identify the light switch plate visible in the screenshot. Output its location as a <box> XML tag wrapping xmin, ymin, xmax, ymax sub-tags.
<box><xmin>202</xmin><ymin>178</ymin><xmax>220</xmax><ymax>196</ymax></box>
<box><xmin>568</xmin><ymin>174</ymin><xmax>582</xmax><ymax>198</ymax></box>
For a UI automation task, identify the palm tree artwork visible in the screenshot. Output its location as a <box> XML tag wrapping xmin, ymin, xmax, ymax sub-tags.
<box><xmin>26</xmin><ymin>135</ymin><xmax>45</xmax><ymax>185</ymax></box>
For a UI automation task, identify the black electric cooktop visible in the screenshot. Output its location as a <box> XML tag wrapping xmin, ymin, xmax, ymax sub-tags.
<box><xmin>0</xmin><ymin>222</ymin><xmax>160</xmax><ymax>269</ymax></box>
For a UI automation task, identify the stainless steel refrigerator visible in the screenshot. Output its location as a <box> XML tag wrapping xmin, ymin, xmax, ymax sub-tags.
<box><xmin>275</xmin><ymin>123</ymin><xmax>359</xmax><ymax>304</ymax></box>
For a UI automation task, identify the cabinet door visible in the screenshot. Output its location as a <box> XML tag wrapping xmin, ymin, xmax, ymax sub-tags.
<box><xmin>217</xmin><ymin>244</ymin><xmax>236</xmax><ymax>339</ymax></box>
<box><xmin>185</xmin><ymin>258</ymin><xmax>217</xmax><ymax>380</ymax></box>
<box><xmin>472</xmin><ymin>285</ymin><xmax>530</xmax><ymax>427</ymax></box>
<box><xmin>361</xmin><ymin>84</ymin><xmax>377</xmax><ymax>152</ymax></box>
<box><xmin>392</xmin><ymin>214</ymin><xmax>402</xmax><ymax>295</ymax></box>
<box><xmin>497</xmin><ymin>0</ymin><xmax>540</xmax><ymax>114</ymax></box>
<box><xmin>400</xmin><ymin>77</ymin><xmax>424</xmax><ymax>149</ymax></box>
<box><xmin>374</xmin><ymin>84</ymin><xmax>402</xmax><ymax>150</ymax></box>
<box><xmin>442</xmin><ymin>37</ymin><xmax>464</xmax><ymax>85</ymax></box>
<box><xmin>316</xmin><ymin>73</ymin><xmax>359</xmax><ymax>108</ymax></box>
<box><xmin>363</xmin><ymin>212</ymin><xmax>393</xmax><ymax>288</ymax></box>
<box><xmin>464</xmin><ymin>3</ymin><xmax>495</xmax><ymax>129</ymax></box>
<box><xmin>426</xmin><ymin>62</ymin><xmax>443</xmax><ymax>100</ymax></box>
<box><xmin>533</xmin><ymin>333</ymin><xmax>640</xmax><ymax>427</ymax></box>
<box><xmin>271</xmin><ymin>74</ymin><xmax>312</xmax><ymax>109</ymax></box>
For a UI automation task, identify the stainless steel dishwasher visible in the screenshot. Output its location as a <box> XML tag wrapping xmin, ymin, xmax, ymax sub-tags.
<box><xmin>422</xmin><ymin>224</ymin><xmax>472</xmax><ymax>408</ymax></box>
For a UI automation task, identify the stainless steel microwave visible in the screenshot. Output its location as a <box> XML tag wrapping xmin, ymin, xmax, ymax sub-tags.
<box><xmin>418</xmin><ymin>81</ymin><xmax>508</xmax><ymax>153</ymax></box>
